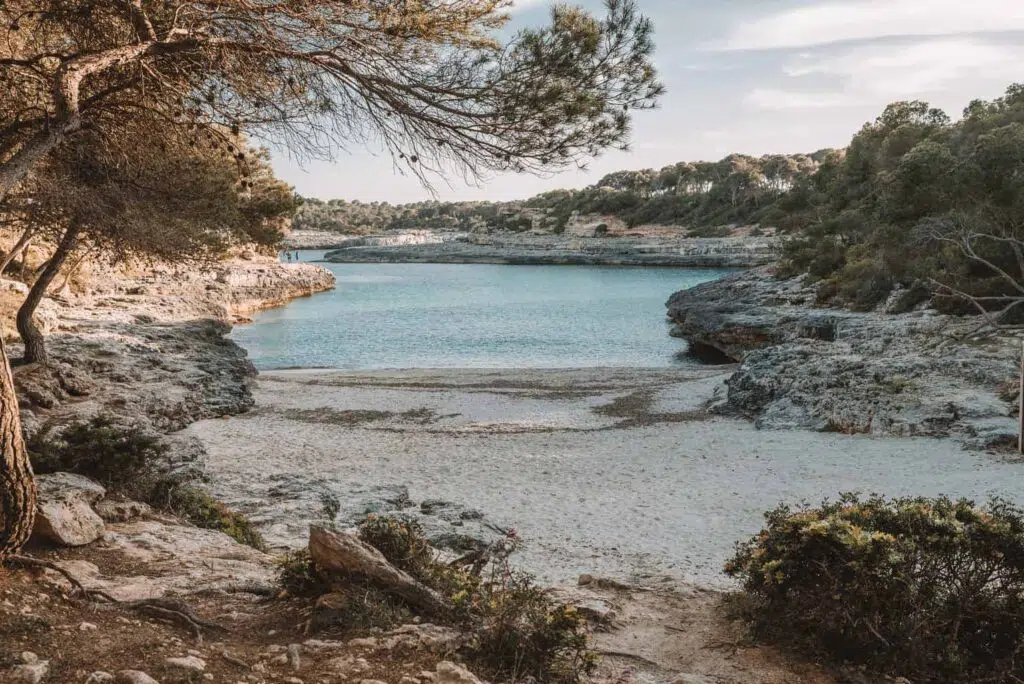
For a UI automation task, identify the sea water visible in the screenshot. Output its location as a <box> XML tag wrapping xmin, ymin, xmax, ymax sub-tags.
<box><xmin>233</xmin><ymin>253</ymin><xmax>731</xmax><ymax>369</ymax></box>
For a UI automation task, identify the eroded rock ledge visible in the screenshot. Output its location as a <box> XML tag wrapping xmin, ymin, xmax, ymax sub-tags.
<box><xmin>322</xmin><ymin>233</ymin><xmax>778</xmax><ymax>268</ymax></box>
<box><xmin>667</xmin><ymin>268</ymin><xmax>1020</xmax><ymax>447</ymax></box>
<box><xmin>11</xmin><ymin>257</ymin><xmax>335</xmax><ymax>439</ymax></box>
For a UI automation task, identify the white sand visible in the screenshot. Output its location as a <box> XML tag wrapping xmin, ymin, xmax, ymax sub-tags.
<box><xmin>185</xmin><ymin>367</ymin><xmax>1024</xmax><ymax>588</ymax></box>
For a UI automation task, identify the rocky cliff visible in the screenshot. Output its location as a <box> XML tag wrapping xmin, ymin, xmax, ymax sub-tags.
<box><xmin>323</xmin><ymin>232</ymin><xmax>778</xmax><ymax>267</ymax></box>
<box><xmin>11</xmin><ymin>257</ymin><xmax>335</xmax><ymax>440</ymax></box>
<box><xmin>667</xmin><ymin>268</ymin><xmax>1020</xmax><ymax>448</ymax></box>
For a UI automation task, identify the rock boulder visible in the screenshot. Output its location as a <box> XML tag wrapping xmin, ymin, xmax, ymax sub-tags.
<box><xmin>32</xmin><ymin>473</ymin><xmax>106</xmax><ymax>547</ymax></box>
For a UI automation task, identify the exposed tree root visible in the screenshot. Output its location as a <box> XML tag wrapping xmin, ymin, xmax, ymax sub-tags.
<box><xmin>7</xmin><ymin>553</ymin><xmax>226</xmax><ymax>642</ymax></box>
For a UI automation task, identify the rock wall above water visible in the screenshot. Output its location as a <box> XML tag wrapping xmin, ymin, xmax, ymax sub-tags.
<box><xmin>666</xmin><ymin>268</ymin><xmax>1020</xmax><ymax>447</ymax></box>
<box><xmin>321</xmin><ymin>233</ymin><xmax>778</xmax><ymax>268</ymax></box>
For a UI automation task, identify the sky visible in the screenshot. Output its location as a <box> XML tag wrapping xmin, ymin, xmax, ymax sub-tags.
<box><xmin>271</xmin><ymin>0</ymin><xmax>1024</xmax><ymax>203</ymax></box>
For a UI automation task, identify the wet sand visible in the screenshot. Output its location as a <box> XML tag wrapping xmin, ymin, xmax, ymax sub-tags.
<box><xmin>185</xmin><ymin>367</ymin><xmax>1024</xmax><ymax>588</ymax></box>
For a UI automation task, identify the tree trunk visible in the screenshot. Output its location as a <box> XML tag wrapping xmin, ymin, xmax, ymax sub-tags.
<box><xmin>0</xmin><ymin>228</ymin><xmax>35</xmax><ymax>276</ymax></box>
<box><xmin>0</xmin><ymin>334</ymin><xmax>36</xmax><ymax>559</ymax></box>
<box><xmin>17</xmin><ymin>223</ymin><xmax>80</xmax><ymax>366</ymax></box>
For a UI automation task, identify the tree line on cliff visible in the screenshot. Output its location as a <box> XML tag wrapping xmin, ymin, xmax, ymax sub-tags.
<box><xmin>292</xmin><ymin>149</ymin><xmax>833</xmax><ymax>236</ymax></box>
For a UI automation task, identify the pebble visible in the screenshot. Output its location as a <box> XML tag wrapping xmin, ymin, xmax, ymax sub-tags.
<box><xmin>166</xmin><ymin>655</ymin><xmax>207</xmax><ymax>672</ymax></box>
<box><xmin>80</xmin><ymin>621</ymin><xmax>99</xmax><ymax>631</ymax></box>
<box><xmin>10</xmin><ymin>660</ymin><xmax>49</xmax><ymax>684</ymax></box>
<box><xmin>85</xmin><ymin>673</ymin><xmax>115</xmax><ymax>684</ymax></box>
<box><xmin>287</xmin><ymin>643</ymin><xmax>302</xmax><ymax>671</ymax></box>
<box><xmin>117</xmin><ymin>672</ymin><xmax>159</xmax><ymax>684</ymax></box>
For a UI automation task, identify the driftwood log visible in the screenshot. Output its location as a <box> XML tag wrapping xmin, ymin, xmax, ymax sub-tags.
<box><xmin>308</xmin><ymin>525</ymin><xmax>452</xmax><ymax>616</ymax></box>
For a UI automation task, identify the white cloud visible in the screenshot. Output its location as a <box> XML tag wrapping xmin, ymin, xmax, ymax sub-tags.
<box><xmin>509</xmin><ymin>0</ymin><xmax>551</xmax><ymax>13</ymax></box>
<box><xmin>719</xmin><ymin>0</ymin><xmax>1024</xmax><ymax>51</ymax></box>
<box><xmin>745</xmin><ymin>38</ymin><xmax>1024</xmax><ymax>111</ymax></box>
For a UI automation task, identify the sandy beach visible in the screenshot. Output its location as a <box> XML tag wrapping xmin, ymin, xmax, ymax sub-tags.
<box><xmin>185</xmin><ymin>366</ymin><xmax>1024</xmax><ymax>588</ymax></box>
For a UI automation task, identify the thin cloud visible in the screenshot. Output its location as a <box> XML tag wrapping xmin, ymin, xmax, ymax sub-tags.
<box><xmin>745</xmin><ymin>38</ymin><xmax>1024</xmax><ymax>111</ymax></box>
<box><xmin>717</xmin><ymin>0</ymin><xmax>1024</xmax><ymax>51</ymax></box>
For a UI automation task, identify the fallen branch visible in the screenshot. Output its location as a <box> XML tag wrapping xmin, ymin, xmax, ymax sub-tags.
<box><xmin>308</xmin><ymin>525</ymin><xmax>452</xmax><ymax>616</ymax></box>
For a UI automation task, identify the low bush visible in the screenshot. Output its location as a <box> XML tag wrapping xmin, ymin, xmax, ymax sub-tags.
<box><xmin>31</xmin><ymin>415</ymin><xmax>266</xmax><ymax>551</ymax></box>
<box><xmin>358</xmin><ymin>515</ymin><xmax>434</xmax><ymax>580</ymax></box>
<box><xmin>276</xmin><ymin>549</ymin><xmax>330</xmax><ymax>598</ymax></box>
<box><xmin>311</xmin><ymin>514</ymin><xmax>597</xmax><ymax>684</ymax></box>
<box><xmin>160</xmin><ymin>484</ymin><xmax>267</xmax><ymax>551</ymax></box>
<box><xmin>726</xmin><ymin>494</ymin><xmax>1024</xmax><ymax>683</ymax></box>
<box><xmin>29</xmin><ymin>415</ymin><xmax>167</xmax><ymax>495</ymax></box>
<box><xmin>466</xmin><ymin>572</ymin><xmax>597</xmax><ymax>683</ymax></box>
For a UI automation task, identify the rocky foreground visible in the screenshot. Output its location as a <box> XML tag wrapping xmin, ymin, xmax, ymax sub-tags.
<box><xmin>666</xmin><ymin>268</ymin><xmax>1020</xmax><ymax>448</ymax></box>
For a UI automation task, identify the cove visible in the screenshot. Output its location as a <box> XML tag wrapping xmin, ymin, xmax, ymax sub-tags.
<box><xmin>231</xmin><ymin>254</ymin><xmax>732</xmax><ymax>369</ymax></box>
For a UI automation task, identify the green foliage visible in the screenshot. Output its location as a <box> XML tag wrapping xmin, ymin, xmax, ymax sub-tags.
<box><xmin>276</xmin><ymin>549</ymin><xmax>330</xmax><ymax>598</ymax></box>
<box><xmin>336</xmin><ymin>515</ymin><xmax>595</xmax><ymax>684</ymax></box>
<box><xmin>726</xmin><ymin>494</ymin><xmax>1024</xmax><ymax>683</ymax></box>
<box><xmin>29</xmin><ymin>416</ymin><xmax>167</xmax><ymax>495</ymax></box>
<box><xmin>358</xmin><ymin>515</ymin><xmax>435</xmax><ymax>581</ymax></box>
<box><xmin>780</xmin><ymin>83</ymin><xmax>1024</xmax><ymax>310</ymax></box>
<box><xmin>467</xmin><ymin>572</ymin><xmax>597</xmax><ymax>684</ymax></box>
<box><xmin>159</xmin><ymin>484</ymin><xmax>267</xmax><ymax>551</ymax></box>
<box><xmin>29</xmin><ymin>414</ymin><xmax>266</xmax><ymax>551</ymax></box>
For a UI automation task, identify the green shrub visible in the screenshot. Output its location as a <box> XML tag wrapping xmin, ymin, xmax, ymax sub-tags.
<box><xmin>276</xmin><ymin>549</ymin><xmax>330</xmax><ymax>597</ymax></box>
<box><xmin>160</xmin><ymin>484</ymin><xmax>267</xmax><ymax>551</ymax></box>
<box><xmin>29</xmin><ymin>416</ymin><xmax>167</xmax><ymax>496</ymax></box>
<box><xmin>358</xmin><ymin>514</ymin><xmax>435</xmax><ymax>580</ymax></box>
<box><xmin>352</xmin><ymin>516</ymin><xmax>594</xmax><ymax>683</ymax></box>
<box><xmin>466</xmin><ymin>572</ymin><xmax>596</xmax><ymax>684</ymax></box>
<box><xmin>30</xmin><ymin>415</ymin><xmax>266</xmax><ymax>551</ymax></box>
<box><xmin>726</xmin><ymin>494</ymin><xmax>1024</xmax><ymax>683</ymax></box>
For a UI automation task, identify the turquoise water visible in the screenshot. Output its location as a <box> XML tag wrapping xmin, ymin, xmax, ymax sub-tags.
<box><xmin>232</xmin><ymin>253</ymin><xmax>731</xmax><ymax>369</ymax></box>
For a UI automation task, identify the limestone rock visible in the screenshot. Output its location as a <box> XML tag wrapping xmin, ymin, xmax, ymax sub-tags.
<box><xmin>327</xmin><ymin>656</ymin><xmax>370</xmax><ymax>676</ymax></box>
<box><xmin>32</xmin><ymin>473</ymin><xmax>106</xmax><ymax>547</ymax></box>
<box><xmin>435</xmin><ymin>661</ymin><xmax>485</xmax><ymax>684</ymax></box>
<box><xmin>10</xmin><ymin>652</ymin><xmax>49</xmax><ymax>684</ymax></box>
<box><xmin>85</xmin><ymin>673</ymin><xmax>115</xmax><ymax>684</ymax></box>
<box><xmin>45</xmin><ymin>519</ymin><xmax>273</xmax><ymax>602</ymax></box>
<box><xmin>549</xmin><ymin>587</ymin><xmax>619</xmax><ymax>624</ymax></box>
<box><xmin>166</xmin><ymin>655</ymin><xmax>206</xmax><ymax>671</ymax></box>
<box><xmin>95</xmin><ymin>500</ymin><xmax>152</xmax><ymax>523</ymax></box>
<box><xmin>117</xmin><ymin>672</ymin><xmax>160</xmax><ymax>684</ymax></box>
<box><xmin>666</xmin><ymin>268</ymin><xmax>1019</xmax><ymax>445</ymax></box>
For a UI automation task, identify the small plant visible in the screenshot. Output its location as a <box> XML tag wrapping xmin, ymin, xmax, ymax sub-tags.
<box><xmin>358</xmin><ymin>514</ymin><xmax>434</xmax><ymax>580</ymax></box>
<box><xmin>276</xmin><ymin>549</ymin><xmax>330</xmax><ymax>597</ymax></box>
<box><xmin>161</xmin><ymin>484</ymin><xmax>267</xmax><ymax>551</ymax></box>
<box><xmin>467</xmin><ymin>571</ymin><xmax>597</xmax><ymax>684</ymax></box>
<box><xmin>351</xmin><ymin>516</ymin><xmax>595</xmax><ymax>683</ymax></box>
<box><xmin>29</xmin><ymin>415</ymin><xmax>167</xmax><ymax>496</ymax></box>
<box><xmin>727</xmin><ymin>494</ymin><xmax>1024</xmax><ymax>683</ymax></box>
<box><xmin>319</xmin><ymin>491</ymin><xmax>341</xmax><ymax>521</ymax></box>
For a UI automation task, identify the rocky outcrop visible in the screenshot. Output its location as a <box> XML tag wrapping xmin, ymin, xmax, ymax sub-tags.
<box><xmin>33</xmin><ymin>473</ymin><xmax>107</xmax><ymax>547</ymax></box>
<box><xmin>666</xmin><ymin>268</ymin><xmax>1019</xmax><ymax>446</ymax></box>
<box><xmin>324</xmin><ymin>233</ymin><xmax>778</xmax><ymax>267</ymax></box>
<box><xmin>12</xmin><ymin>256</ymin><xmax>334</xmax><ymax>442</ymax></box>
